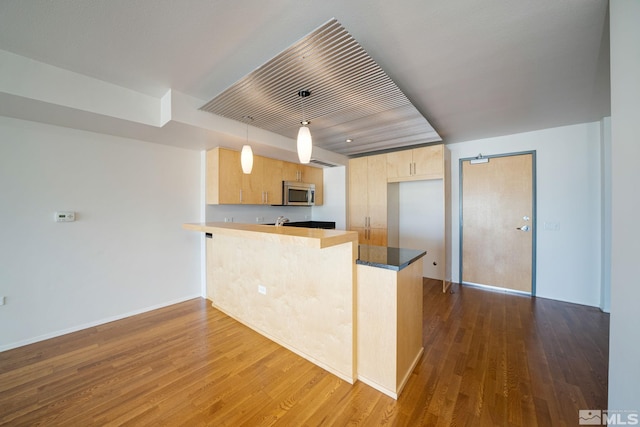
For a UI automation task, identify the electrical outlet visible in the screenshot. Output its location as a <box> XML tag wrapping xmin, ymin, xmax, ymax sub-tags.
<box><xmin>0</xmin><ymin>296</ymin><xmax>5</xmax><ymax>306</ymax></box>
<box><xmin>224</xmin><ymin>217</ymin><xmax>233</xmax><ymax>223</ymax></box>
<box><xmin>258</xmin><ymin>285</ymin><xmax>267</xmax><ymax>295</ymax></box>
<box><xmin>256</xmin><ymin>217</ymin><xmax>264</xmax><ymax>223</ymax></box>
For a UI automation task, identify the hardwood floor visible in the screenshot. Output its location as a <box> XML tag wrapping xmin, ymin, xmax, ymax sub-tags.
<box><xmin>0</xmin><ymin>279</ymin><xmax>609</xmax><ymax>426</ymax></box>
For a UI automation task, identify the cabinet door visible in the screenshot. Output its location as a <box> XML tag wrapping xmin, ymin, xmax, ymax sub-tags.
<box><xmin>351</xmin><ymin>227</ymin><xmax>367</xmax><ymax>245</ymax></box>
<box><xmin>282</xmin><ymin>162</ymin><xmax>302</xmax><ymax>182</ymax></box>
<box><xmin>367</xmin><ymin>154</ymin><xmax>387</xmax><ymax>229</ymax></box>
<box><xmin>413</xmin><ymin>145</ymin><xmax>444</xmax><ymax>179</ymax></box>
<box><xmin>241</xmin><ymin>155</ymin><xmax>264</xmax><ymax>204</ymax></box>
<box><xmin>208</xmin><ymin>148</ymin><xmax>242</xmax><ymax>204</ymax></box>
<box><xmin>368</xmin><ymin>228</ymin><xmax>388</xmax><ymax>246</ymax></box>
<box><xmin>262</xmin><ymin>157</ymin><xmax>283</xmax><ymax>205</ymax></box>
<box><xmin>386</xmin><ymin>150</ymin><xmax>412</xmax><ymax>180</ymax></box>
<box><xmin>306</xmin><ymin>165</ymin><xmax>323</xmax><ymax>206</ymax></box>
<box><xmin>348</xmin><ymin>157</ymin><xmax>368</xmax><ymax>228</ymax></box>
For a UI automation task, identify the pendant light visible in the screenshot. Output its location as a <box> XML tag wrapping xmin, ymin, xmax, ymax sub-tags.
<box><xmin>241</xmin><ymin>116</ymin><xmax>254</xmax><ymax>174</ymax></box>
<box><xmin>297</xmin><ymin>90</ymin><xmax>312</xmax><ymax>164</ymax></box>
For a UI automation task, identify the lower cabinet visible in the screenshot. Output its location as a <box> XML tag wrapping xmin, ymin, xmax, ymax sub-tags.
<box><xmin>352</xmin><ymin>227</ymin><xmax>387</xmax><ymax>246</ymax></box>
<box><xmin>357</xmin><ymin>259</ymin><xmax>424</xmax><ymax>399</ymax></box>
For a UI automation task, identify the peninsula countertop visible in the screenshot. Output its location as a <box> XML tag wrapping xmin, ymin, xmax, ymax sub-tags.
<box><xmin>357</xmin><ymin>244</ymin><xmax>427</xmax><ymax>271</ymax></box>
<box><xmin>183</xmin><ymin>222</ymin><xmax>358</xmax><ymax>249</ymax></box>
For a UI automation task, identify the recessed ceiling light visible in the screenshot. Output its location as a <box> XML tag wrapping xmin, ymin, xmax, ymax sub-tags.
<box><xmin>346</xmin><ymin>139</ymin><xmax>353</xmax><ymax>143</ymax></box>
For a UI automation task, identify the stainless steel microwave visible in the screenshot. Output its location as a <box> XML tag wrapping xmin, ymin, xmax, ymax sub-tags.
<box><xmin>283</xmin><ymin>181</ymin><xmax>315</xmax><ymax>206</ymax></box>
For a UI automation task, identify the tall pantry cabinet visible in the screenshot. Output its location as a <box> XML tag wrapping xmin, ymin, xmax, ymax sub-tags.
<box><xmin>348</xmin><ymin>144</ymin><xmax>451</xmax><ymax>292</ymax></box>
<box><xmin>348</xmin><ymin>154</ymin><xmax>388</xmax><ymax>246</ymax></box>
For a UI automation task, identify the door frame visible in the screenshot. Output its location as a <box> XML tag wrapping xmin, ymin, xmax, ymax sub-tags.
<box><xmin>458</xmin><ymin>150</ymin><xmax>537</xmax><ymax>295</ymax></box>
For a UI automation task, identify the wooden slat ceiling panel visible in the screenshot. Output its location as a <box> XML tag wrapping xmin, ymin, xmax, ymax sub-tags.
<box><xmin>199</xmin><ymin>18</ymin><xmax>441</xmax><ymax>156</ymax></box>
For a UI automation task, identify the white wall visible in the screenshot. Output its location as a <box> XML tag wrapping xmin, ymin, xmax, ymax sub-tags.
<box><xmin>398</xmin><ymin>180</ymin><xmax>444</xmax><ymax>279</ymax></box>
<box><xmin>447</xmin><ymin>121</ymin><xmax>603</xmax><ymax>307</ymax></box>
<box><xmin>0</xmin><ymin>117</ymin><xmax>202</xmax><ymax>351</ymax></box>
<box><xmin>600</xmin><ymin>117</ymin><xmax>611</xmax><ymax>313</ymax></box>
<box><xmin>312</xmin><ymin>166</ymin><xmax>347</xmax><ymax>230</ymax></box>
<box><xmin>205</xmin><ymin>204</ymin><xmax>312</xmax><ymax>225</ymax></box>
<box><xmin>608</xmin><ymin>0</ymin><xmax>640</xmax><ymax>411</ymax></box>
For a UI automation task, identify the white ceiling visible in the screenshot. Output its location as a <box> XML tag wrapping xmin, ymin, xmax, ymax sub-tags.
<box><xmin>0</xmin><ymin>0</ymin><xmax>610</xmax><ymax>160</ymax></box>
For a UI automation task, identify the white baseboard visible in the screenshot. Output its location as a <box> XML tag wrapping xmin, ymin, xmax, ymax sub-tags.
<box><xmin>0</xmin><ymin>294</ymin><xmax>202</xmax><ymax>353</ymax></box>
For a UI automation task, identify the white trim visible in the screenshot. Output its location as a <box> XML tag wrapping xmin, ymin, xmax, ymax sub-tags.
<box><xmin>461</xmin><ymin>281</ymin><xmax>532</xmax><ymax>296</ymax></box>
<box><xmin>0</xmin><ymin>295</ymin><xmax>202</xmax><ymax>352</ymax></box>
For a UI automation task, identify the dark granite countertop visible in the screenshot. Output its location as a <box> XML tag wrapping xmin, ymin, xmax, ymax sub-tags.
<box><xmin>356</xmin><ymin>245</ymin><xmax>427</xmax><ymax>271</ymax></box>
<box><xmin>263</xmin><ymin>221</ymin><xmax>336</xmax><ymax>229</ymax></box>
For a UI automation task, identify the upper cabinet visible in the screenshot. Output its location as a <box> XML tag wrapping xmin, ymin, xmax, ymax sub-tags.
<box><xmin>206</xmin><ymin>147</ymin><xmax>322</xmax><ymax>205</ymax></box>
<box><xmin>206</xmin><ymin>148</ymin><xmax>243</xmax><ymax>204</ymax></box>
<box><xmin>282</xmin><ymin>162</ymin><xmax>305</xmax><ymax>182</ymax></box>
<box><xmin>387</xmin><ymin>145</ymin><xmax>444</xmax><ymax>182</ymax></box>
<box><xmin>304</xmin><ymin>165</ymin><xmax>323</xmax><ymax>206</ymax></box>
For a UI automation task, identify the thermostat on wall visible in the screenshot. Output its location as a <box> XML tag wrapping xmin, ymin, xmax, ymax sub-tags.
<box><xmin>55</xmin><ymin>211</ymin><xmax>76</xmax><ymax>222</ymax></box>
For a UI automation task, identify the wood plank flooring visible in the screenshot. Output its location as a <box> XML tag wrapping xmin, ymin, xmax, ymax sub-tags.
<box><xmin>0</xmin><ymin>279</ymin><xmax>609</xmax><ymax>426</ymax></box>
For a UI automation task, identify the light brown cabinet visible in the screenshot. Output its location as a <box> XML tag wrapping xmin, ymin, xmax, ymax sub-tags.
<box><xmin>282</xmin><ymin>162</ymin><xmax>305</xmax><ymax>182</ymax></box>
<box><xmin>348</xmin><ymin>154</ymin><xmax>387</xmax><ymax>245</ymax></box>
<box><xmin>305</xmin><ymin>165</ymin><xmax>323</xmax><ymax>206</ymax></box>
<box><xmin>206</xmin><ymin>147</ymin><xmax>322</xmax><ymax>206</ymax></box>
<box><xmin>387</xmin><ymin>145</ymin><xmax>444</xmax><ymax>182</ymax></box>
<box><xmin>260</xmin><ymin>157</ymin><xmax>283</xmax><ymax>205</ymax></box>
<box><xmin>206</xmin><ymin>148</ymin><xmax>243</xmax><ymax>204</ymax></box>
<box><xmin>348</xmin><ymin>144</ymin><xmax>451</xmax><ymax>293</ymax></box>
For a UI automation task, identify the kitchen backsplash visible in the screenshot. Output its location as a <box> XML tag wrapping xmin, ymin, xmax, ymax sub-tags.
<box><xmin>205</xmin><ymin>204</ymin><xmax>312</xmax><ymax>225</ymax></box>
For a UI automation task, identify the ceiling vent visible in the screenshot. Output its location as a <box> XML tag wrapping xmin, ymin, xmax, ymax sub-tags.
<box><xmin>309</xmin><ymin>158</ymin><xmax>340</xmax><ymax>168</ymax></box>
<box><xmin>199</xmin><ymin>18</ymin><xmax>440</xmax><ymax>157</ymax></box>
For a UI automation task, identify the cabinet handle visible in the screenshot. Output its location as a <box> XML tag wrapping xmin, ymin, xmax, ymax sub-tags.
<box><xmin>265</xmin><ymin>191</ymin><xmax>268</xmax><ymax>204</ymax></box>
<box><xmin>240</xmin><ymin>190</ymin><xmax>243</xmax><ymax>203</ymax></box>
<box><xmin>409</xmin><ymin>163</ymin><xmax>412</xmax><ymax>176</ymax></box>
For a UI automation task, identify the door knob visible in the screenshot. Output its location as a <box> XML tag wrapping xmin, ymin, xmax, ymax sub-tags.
<box><xmin>517</xmin><ymin>225</ymin><xmax>530</xmax><ymax>232</ymax></box>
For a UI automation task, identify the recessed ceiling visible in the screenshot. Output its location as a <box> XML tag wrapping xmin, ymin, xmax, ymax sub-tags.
<box><xmin>199</xmin><ymin>19</ymin><xmax>441</xmax><ymax>156</ymax></box>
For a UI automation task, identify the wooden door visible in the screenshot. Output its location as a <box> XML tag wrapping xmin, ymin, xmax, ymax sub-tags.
<box><xmin>461</xmin><ymin>153</ymin><xmax>534</xmax><ymax>293</ymax></box>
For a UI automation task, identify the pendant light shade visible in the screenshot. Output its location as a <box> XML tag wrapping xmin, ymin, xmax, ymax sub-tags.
<box><xmin>296</xmin><ymin>90</ymin><xmax>312</xmax><ymax>164</ymax></box>
<box><xmin>297</xmin><ymin>123</ymin><xmax>312</xmax><ymax>164</ymax></box>
<box><xmin>241</xmin><ymin>144</ymin><xmax>253</xmax><ymax>174</ymax></box>
<box><xmin>241</xmin><ymin>115</ymin><xmax>254</xmax><ymax>174</ymax></box>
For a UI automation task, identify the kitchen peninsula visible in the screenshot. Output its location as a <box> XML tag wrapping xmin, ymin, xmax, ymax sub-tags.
<box><xmin>184</xmin><ymin>222</ymin><xmax>359</xmax><ymax>382</ymax></box>
<box><xmin>183</xmin><ymin>222</ymin><xmax>425</xmax><ymax>398</ymax></box>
